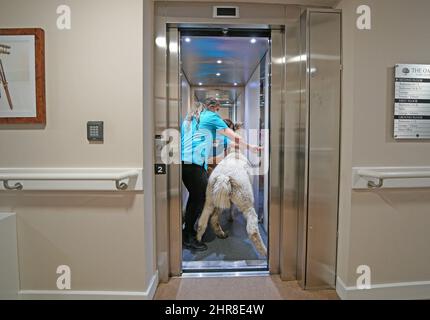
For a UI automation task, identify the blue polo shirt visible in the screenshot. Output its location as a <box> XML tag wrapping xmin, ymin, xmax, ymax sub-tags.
<box><xmin>181</xmin><ymin>110</ymin><xmax>229</xmax><ymax>170</ymax></box>
<box><xmin>213</xmin><ymin>134</ymin><xmax>231</xmax><ymax>158</ymax></box>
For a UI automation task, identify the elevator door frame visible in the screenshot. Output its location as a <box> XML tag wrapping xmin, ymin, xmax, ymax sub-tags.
<box><xmin>179</xmin><ymin>29</ymin><xmax>274</xmax><ymax>273</ymax></box>
<box><xmin>165</xmin><ymin>24</ymin><xmax>284</xmax><ymax>276</ymax></box>
<box><xmin>154</xmin><ymin>3</ymin><xmax>297</xmax><ymax>280</ymax></box>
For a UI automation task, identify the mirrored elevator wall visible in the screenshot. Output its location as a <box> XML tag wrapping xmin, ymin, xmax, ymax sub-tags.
<box><xmin>242</xmin><ymin>52</ymin><xmax>270</xmax><ymax>233</ymax></box>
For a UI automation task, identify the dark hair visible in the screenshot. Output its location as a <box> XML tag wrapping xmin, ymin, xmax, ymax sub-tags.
<box><xmin>224</xmin><ymin>119</ymin><xmax>243</xmax><ymax>131</ymax></box>
<box><xmin>204</xmin><ymin>97</ymin><xmax>219</xmax><ymax>109</ymax></box>
<box><xmin>224</xmin><ymin>119</ymin><xmax>234</xmax><ymax>130</ymax></box>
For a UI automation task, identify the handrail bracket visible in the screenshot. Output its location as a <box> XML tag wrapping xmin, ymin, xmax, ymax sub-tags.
<box><xmin>115</xmin><ymin>180</ymin><xmax>129</xmax><ymax>191</ymax></box>
<box><xmin>367</xmin><ymin>178</ymin><xmax>384</xmax><ymax>189</ymax></box>
<box><xmin>3</xmin><ymin>180</ymin><xmax>24</xmax><ymax>191</ymax></box>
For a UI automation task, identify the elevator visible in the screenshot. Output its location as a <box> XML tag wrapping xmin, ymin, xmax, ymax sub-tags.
<box><xmin>154</xmin><ymin>2</ymin><xmax>341</xmax><ymax>290</ymax></box>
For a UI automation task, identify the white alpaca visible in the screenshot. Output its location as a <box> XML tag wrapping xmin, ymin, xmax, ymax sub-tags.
<box><xmin>196</xmin><ymin>150</ymin><xmax>267</xmax><ymax>257</ymax></box>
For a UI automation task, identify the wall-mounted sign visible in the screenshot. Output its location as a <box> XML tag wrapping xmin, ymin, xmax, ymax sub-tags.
<box><xmin>394</xmin><ymin>64</ymin><xmax>430</xmax><ymax>139</ymax></box>
<box><xmin>154</xmin><ymin>164</ymin><xmax>167</xmax><ymax>175</ymax></box>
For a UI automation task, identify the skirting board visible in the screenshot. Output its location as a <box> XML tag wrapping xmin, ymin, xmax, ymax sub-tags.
<box><xmin>18</xmin><ymin>271</ymin><xmax>159</xmax><ymax>300</ymax></box>
<box><xmin>336</xmin><ymin>276</ymin><xmax>430</xmax><ymax>300</ymax></box>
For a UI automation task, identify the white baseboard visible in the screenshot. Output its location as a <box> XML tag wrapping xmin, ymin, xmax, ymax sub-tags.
<box><xmin>18</xmin><ymin>271</ymin><xmax>159</xmax><ymax>300</ymax></box>
<box><xmin>336</xmin><ymin>276</ymin><xmax>430</xmax><ymax>300</ymax></box>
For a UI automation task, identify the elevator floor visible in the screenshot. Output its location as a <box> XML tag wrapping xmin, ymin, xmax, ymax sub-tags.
<box><xmin>155</xmin><ymin>276</ymin><xmax>339</xmax><ymax>300</ymax></box>
<box><xmin>182</xmin><ymin>207</ymin><xmax>268</xmax><ymax>271</ymax></box>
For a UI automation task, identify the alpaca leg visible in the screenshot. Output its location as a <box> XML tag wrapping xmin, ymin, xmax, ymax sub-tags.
<box><xmin>196</xmin><ymin>202</ymin><xmax>214</xmax><ymax>242</ymax></box>
<box><xmin>243</xmin><ymin>207</ymin><xmax>267</xmax><ymax>257</ymax></box>
<box><xmin>210</xmin><ymin>208</ymin><xmax>229</xmax><ymax>239</ymax></box>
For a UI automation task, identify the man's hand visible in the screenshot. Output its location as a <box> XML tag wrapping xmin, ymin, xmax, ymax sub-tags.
<box><xmin>249</xmin><ymin>145</ymin><xmax>263</xmax><ymax>154</ymax></box>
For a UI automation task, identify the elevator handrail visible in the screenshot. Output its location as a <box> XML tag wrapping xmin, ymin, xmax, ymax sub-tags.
<box><xmin>0</xmin><ymin>169</ymin><xmax>139</xmax><ymax>191</ymax></box>
<box><xmin>357</xmin><ymin>169</ymin><xmax>430</xmax><ymax>189</ymax></box>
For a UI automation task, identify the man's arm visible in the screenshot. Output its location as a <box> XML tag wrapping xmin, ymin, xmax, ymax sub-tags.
<box><xmin>219</xmin><ymin>128</ymin><xmax>262</xmax><ymax>153</ymax></box>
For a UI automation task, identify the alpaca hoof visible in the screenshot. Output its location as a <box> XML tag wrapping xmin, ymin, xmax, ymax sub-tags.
<box><xmin>216</xmin><ymin>231</ymin><xmax>229</xmax><ymax>239</ymax></box>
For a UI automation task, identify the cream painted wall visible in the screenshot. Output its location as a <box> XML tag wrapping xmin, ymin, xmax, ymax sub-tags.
<box><xmin>338</xmin><ymin>0</ymin><xmax>430</xmax><ymax>289</ymax></box>
<box><xmin>0</xmin><ymin>0</ymin><xmax>143</xmax><ymax>167</ymax></box>
<box><xmin>0</xmin><ymin>0</ymin><xmax>155</xmax><ymax>293</ymax></box>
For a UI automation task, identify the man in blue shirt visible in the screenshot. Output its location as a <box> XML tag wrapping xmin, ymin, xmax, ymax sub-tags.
<box><xmin>181</xmin><ymin>98</ymin><xmax>262</xmax><ymax>251</ymax></box>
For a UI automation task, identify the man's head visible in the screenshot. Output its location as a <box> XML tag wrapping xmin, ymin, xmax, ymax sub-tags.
<box><xmin>223</xmin><ymin>119</ymin><xmax>243</xmax><ymax>132</ymax></box>
<box><xmin>204</xmin><ymin>97</ymin><xmax>221</xmax><ymax>112</ymax></box>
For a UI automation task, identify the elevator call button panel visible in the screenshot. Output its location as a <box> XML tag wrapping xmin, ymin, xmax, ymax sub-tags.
<box><xmin>87</xmin><ymin>121</ymin><xmax>104</xmax><ymax>142</ymax></box>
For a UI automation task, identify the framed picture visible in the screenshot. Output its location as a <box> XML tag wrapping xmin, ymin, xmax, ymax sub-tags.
<box><xmin>0</xmin><ymin>28</ymin><xmax>46</xmax><ymax>125</ymax></box>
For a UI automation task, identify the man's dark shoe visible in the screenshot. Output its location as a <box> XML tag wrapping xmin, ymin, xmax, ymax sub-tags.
<box><xmin>183</xmin><ymin>236</ymin><xmax>208</xmax><ymax>251</ymax></box>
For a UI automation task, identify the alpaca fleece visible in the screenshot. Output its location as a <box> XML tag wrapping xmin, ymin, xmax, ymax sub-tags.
<box><xmin>196</xmin><ymin>151</ymin><xmax>267</xmax><ymax>257</ymax></box>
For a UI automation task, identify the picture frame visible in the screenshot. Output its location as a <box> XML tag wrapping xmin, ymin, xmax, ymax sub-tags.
<box><xmin>0</xmin><ymin>28</ymin><xmax>46</xmax><ymax>125</ymax></box>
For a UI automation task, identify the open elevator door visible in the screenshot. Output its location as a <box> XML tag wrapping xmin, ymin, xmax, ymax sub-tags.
<box><xmin>295</xmin><ymin>9</ymin><xmax>342</xmax><ymax>289</ymax></box>
<box><xmin>163</xmin><ymin>25</ymin><xmax>285</xmax><ymax>276</ymax></box>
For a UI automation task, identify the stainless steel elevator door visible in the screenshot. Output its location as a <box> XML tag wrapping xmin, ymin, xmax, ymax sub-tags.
<box><xmin>167</xmin><ymin>27</ymin><xmax>183</xmax><ymax>277</ymax></box>
<box><xmin>303</xmin><ymin>10</ymin><xmax>342</xmax><ymax>289</ymax></box>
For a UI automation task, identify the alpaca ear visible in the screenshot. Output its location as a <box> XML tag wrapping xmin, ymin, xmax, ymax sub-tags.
<box><xmin>234</xmin><ymin>123</ymin><xmax>243</xmax><ymax>131</ymax></box>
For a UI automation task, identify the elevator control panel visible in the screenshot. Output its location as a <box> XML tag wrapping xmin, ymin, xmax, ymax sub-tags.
<box><xmin>87</xmin><ymin>121</ymin><xmax>104</xmax><ymax>142</ymax></box>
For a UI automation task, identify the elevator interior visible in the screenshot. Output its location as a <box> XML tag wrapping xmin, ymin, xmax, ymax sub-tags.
<box><xmin>179</xmin><ymin>30</ymin><xmax>271</xmax><ymax>271</ymax></box>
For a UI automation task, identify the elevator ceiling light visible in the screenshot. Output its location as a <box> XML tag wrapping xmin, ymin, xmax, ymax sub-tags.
<box><xmin>217</xmin><ymin>60</ymin><xmax>223</xmax><ymax>64</ymax></box>
<box><xmin>234</xmin><ymin>82</ymin><xmax>238</xmax><ymax>86</ymax></box>
<box><xmin>155</xmin><ymin>36</ymin><xmax>167</xmax><ymax>49</ymax></box>
<box><xmin>184</xmin><ymin>37</ymin><xmax>191</xmax><ymax>43</ymax></box>
<box><xmin>216</xmin><ymin>73</ymin><xmax>221</xmax><ymax>76</ymax></box>
<box><xmin>198</xmin><ymin>82</ymin><xmax>203</xmax><ymax>86</ymax></box>
<box><xmin>250</xmin><ymin>38</ymin><xmax>257</xmax><ymax>44</ymax></box>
